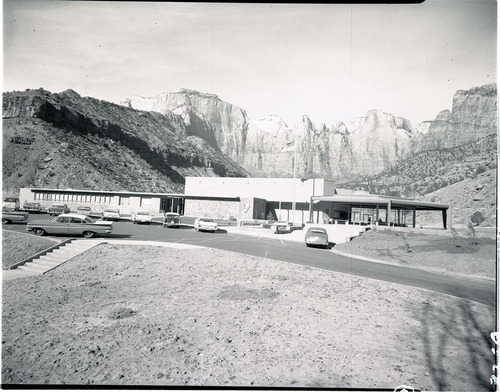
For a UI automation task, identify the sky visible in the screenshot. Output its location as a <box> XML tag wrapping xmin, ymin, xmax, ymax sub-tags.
<box><xmin>2</xmin><ymin>0</ymin><xmax>497</xmax><ymax>127</ymax></box>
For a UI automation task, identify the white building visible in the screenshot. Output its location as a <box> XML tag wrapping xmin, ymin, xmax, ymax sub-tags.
<box><xmin>19</xmin><ymin>177</ymin><xmax>450</xmax><ymax>228</ymax></box>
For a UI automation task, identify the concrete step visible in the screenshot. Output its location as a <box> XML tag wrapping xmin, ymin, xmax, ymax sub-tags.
<box><xmin>38</xmin><ymin>252</ymin><xmax>68</xmax><ymax>260</ymax></box>
<box><xmin>42</xmin><ymin>250</ymin><xmax>80</xmax><ymax>259</ymax></box>
<box><xmin>32</xmin><ymin>258</ymin><xmax>65</xmax><ymax>268</ymax></box>
<box><xmin>17</xmin><ymin>264</ymin><xmax>47</xmax><ymax>274</ymax></box>
<box><xmin>9</xmin><ymin>240</ymin><xmax>105</xmax><ymax>278</ymax></box>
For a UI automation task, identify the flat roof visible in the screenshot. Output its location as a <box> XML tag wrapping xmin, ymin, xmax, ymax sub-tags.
<box><xmin>312</xmin><ymin>195</ymin><xmax>449</xmax><ymax>210</ymax></box>
<box><xmin>25</xmin><ymin>188</ymin><xmax>240</xmax><ymax>202</ymax></box>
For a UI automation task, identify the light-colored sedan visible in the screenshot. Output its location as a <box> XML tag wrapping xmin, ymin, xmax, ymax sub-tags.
<box><xmin>132</xmin><ymin>211</ymin><xmax>152</xmax><ymax>224</ymax></box>
<box><xmin>77</xmin><ymin>206</ymin><xmax>92</xmax><ymax>216</ymax></box>
<box><xmin>102</xmin><ymin>208</ymin><xmax>120</xmax><ymax>221</ymax></box>
<box><xmin>305</xmin><ymin>227</ymin><xmax>329</xmax><ymax>248</ymax></box>
<box><xmin>193</xmin><ymin>217</ymin><xmax>218</xmax><ymax>232</ymax></box>
<box><xmin>26</xmin><ymin>213</ymin><xmax>112</xmax><ymax>238</ymax></box>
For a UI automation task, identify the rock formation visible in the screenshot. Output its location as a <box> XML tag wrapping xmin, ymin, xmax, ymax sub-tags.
<box><xmin>2</xmin><ymin>89</ymin><xmax>249</xmax><ymax>195</ymax></box>
<box><xmin>122</xmin><ymin>83</ymin><xmax>497</xmax><ymax>181</ymax></box>
<box><xmin>413</xmin><ymin>84</ymin><xmax>497</xmax><ymax>152</ymax></box>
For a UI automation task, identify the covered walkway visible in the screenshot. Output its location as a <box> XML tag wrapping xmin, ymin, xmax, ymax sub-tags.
<box><xmin>309</xmin><ymin>194</ymin><xmax>451</xmax><ymax>229</ymax></box>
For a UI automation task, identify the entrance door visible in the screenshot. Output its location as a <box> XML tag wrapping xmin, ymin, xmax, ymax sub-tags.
<box><xmin>160</xmin><ymin>197</ymin><xmax>184</xmax><ymax>215</ymax></box>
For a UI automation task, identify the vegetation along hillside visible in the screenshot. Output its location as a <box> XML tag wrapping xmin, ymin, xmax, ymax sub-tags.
<box><xmin>337</xmin><ymin>134</ymin><xmax>496</xmax><ymax>197</ymax></box>
<box><xmin>336</xmin><ymin>134</ymin><xmax>496</xmax><ymax>227</ymax></box>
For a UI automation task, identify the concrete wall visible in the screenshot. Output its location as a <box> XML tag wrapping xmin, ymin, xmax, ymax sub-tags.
<box><xmin>185</xmin><ymin>177</ymin><xmax>327</xmax><ymax>202</ymax></box>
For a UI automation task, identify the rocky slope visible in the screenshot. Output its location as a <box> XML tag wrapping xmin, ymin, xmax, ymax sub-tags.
<box><xmin>2</xmin><ymin>89</ymin><xmax>249</xmax><ymax>196</ymax></box>
<box><xmin>337</xmin><ymin>134</ymin><xmax>497</xmax><ymax>198</ymax></box>
<box><xmin>418</xmin><ymin>168</ymin><xmax>497</xmax><ymax>228</ymax></box>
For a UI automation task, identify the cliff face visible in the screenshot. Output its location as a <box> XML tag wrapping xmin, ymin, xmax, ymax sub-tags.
<box><xmin>123</xmin><ymin>89</ymin><xmax>249</xmax><ymax>163</ymax></box>
<box><xmin>124</xmin><ymin>91</ymin><xmax>420</xmax><ymax>179</ymax></box>
<box><xmin>122</xmin><ymin>83</ymin><xmax>496</xmax><ymax>181</ymax></box>
<box><xmin>414</xmin><ymin>84</ymin><xmax>497</xmax><ymax>152</ymax></box>
<box><xmin>2</xmin><ymin>89</ymin><xmax>248</xmax><ymax>196</ymax></box>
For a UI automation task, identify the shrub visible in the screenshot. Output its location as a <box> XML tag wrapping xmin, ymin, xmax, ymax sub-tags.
<box><xmin>469</xmin><ymin>211</ymin><xmax>485</xmax><ymax>227</ymax></box>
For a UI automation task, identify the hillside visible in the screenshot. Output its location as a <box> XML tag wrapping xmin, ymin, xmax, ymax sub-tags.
<box><xmin>336</xmin><ymin>134</ymin><xmax>497</xmax><ymax>198</ymax></box>
<box><xmin>418</xmin><ymin>168</ymin><xmax>497</xmax><ymax>228</ymax></box>
<box><xmin>2</xmin><ymin>89</ymin><xmax>249</xmax><ymax>196</ymax></box>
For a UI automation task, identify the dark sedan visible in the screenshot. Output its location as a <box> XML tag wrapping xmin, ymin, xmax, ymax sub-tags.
<box><xmin>2</xmin><ymin>208</ymin><xmax>29</xmax><ymax>224</ymax></box>
<box><xmin>48</xmin><ymin>203</ymin><xmax>70</xmax><ymax>216</ymax></box>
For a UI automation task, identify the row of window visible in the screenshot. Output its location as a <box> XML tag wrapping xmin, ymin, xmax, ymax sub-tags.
<box><xmin>32</xmin><ymin>192</ymin><xmax>153</xmax><ymax>207</ymax></box>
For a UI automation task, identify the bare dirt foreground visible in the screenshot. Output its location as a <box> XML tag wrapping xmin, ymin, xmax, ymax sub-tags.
<box><xmin>1</xmin><ymin>231</ymin><xmax>497</xmax><ymax>390</ymax></box>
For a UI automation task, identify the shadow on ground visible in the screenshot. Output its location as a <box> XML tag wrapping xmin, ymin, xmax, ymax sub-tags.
<box><xmin>421</xmin><ymin>299</ymin><xmax>496</xmax><ymax>391</ymax></box>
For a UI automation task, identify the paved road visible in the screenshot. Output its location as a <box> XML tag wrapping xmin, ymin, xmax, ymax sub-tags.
<box><xmin>4</xmin><ymin>215</ymin><xmax>496</xmax><ymax>307</ymax></box>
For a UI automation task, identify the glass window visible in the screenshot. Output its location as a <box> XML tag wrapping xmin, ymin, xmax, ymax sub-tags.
<box><xmin>119</xmin><ymin>197</ymin><xmax>130</xmax><ymax>206</ymax></box>
<box><xmin>140</xmin><ymin>197</ymin><xmax>152</xmax><ymax>207</ymax></box>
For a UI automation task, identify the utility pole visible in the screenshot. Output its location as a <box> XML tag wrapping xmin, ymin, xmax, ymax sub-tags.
<box><xmin>291</xmin><ymin>141</ymin><xmax>297</xmax><ymax>223</ymax></box>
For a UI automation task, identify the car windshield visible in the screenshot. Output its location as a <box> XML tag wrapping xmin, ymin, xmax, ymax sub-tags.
<box><xmin>78</xmin><ymin>207</ymin><xmax>91</xmax><ymax>211</ymax></box>
<box><xmin>200</xmin><ymin>218</ymin><xmax>213</xmax><ymax>222</ymax></box>
<box><xmin>308</xmin><ymin>229</ymin><xmax>326</xmax><ymax>234</ymax></box>
<box><xmin>52</xmin><ymin>205</ymin><xmax>65</xmax><ymax>208</ymax></box>
<box><xmin>84</xmin><ymin>217</ymin><xmax>96</xmax><ymax>223</ymax></box>
<box><xmin>106</xmin><ymin>209</ymin><xmax>119</xmax><ymax>213</ymax></box>
<box><xmin>137</xmin><ymin>212</ymin><xmax>149</xmax><ymax>215</ymax></box>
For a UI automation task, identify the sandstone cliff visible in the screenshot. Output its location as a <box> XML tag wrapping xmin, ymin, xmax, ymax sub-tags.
<box><xmin>414</xmin><ymin>84</ymin><xmax>497</xmax><ymax>152</ymax></box>
<box><xmin>124</xmin><ymin>83</ymin><xmax>496</xmax><ymax>181</ymax></box>
<box><xmin>123</xmin><ymin>89</ymin><xmax>249</xmax><ymax>163</ymax></box>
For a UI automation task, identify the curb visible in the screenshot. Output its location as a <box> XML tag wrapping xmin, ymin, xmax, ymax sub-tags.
<box><xmin>330</xmin><ymin>248</ymin><xmax>495</xmax><ymax>282</ymax></box>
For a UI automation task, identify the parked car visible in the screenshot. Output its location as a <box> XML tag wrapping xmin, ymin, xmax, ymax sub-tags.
<box><xmin>26</xmin><ymin>213</ymin><xmax>113</xmax><ymax>238</ymax></box>
<box><xmin>305</xmin><ymin>227</ymin><xmax>329</xmax><ymax>248</ymax></box>
<box><xmin>48</xmin><ymin>203</ymin><xmax>70</xmax><ymax>216</ymax></box>
<box><xmin>3</xmin><ymin>197</ymin><xmax>20</xmax><ymax>211</ymax></box>
<box><xmin>193</xmin><ymin>217</ymin><xmax>218</xmax><ymax>232</ymax></box>
<box><xmin>22</xmin><ymin>202</ymin><xmax>42</xmax><ymax>212</ymax></box>
<box><xmin>102</xmin><ymin>208</ymin><xmax>120</xmax><ymax>221</ymax></box>
<box><xmin>132</xmin><ymin>211</ymin><xmax>152</xmax><ymax>224</ymax></box>
<box><xmin>163</xmin><ymin>212</ymin><xmax>181</xmax><ymax>228</ymax></box>
<box><xmin>2</xmin><ymin>207</ymin><xmax>29</xmax><ymax>224</ymax></box>
<box><xmin>76</xmin><ymin>206</ymin><xmax>92</xmax><ymax>216</ymax></box>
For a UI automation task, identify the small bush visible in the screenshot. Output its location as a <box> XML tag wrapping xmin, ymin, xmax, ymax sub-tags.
<box><xmin>109</xmin><ymin>307</ymin><xmax>136</xmax><ymax>320</ymax></box>
<box><xmin>469</xmin><ymin>211</ymin><xmax>485</xmax><ymax>227</ymax></box>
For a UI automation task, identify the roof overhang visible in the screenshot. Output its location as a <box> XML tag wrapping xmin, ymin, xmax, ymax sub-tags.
<box><xmin>312</xmin><ymin>195</ymin><xmax>449</xmax><ymax>210</ymax></box>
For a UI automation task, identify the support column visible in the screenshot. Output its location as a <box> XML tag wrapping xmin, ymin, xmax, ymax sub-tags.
<box><xmin>387</xmin><ymin>201</ymin><xmax>392</xmax><ymax>227</ymax></box>
<box><xmin>442</xmin><ymin>209</ymin><xmax>448</xmax><ymax>230</ymax></box>
<box><xmin>309</xmin><ymin>197</ymin><xmax>313</xmax><ymax>223</ymax></box>
<box><xmin>376</xmin><ymin>205</ymin><xmax>379</xmax><ymax>225</ymax></box>
<box><xmin>412</xmin><ymin>207</ymin><xmax>416</xmax><ymax>228</ymax></box>
<box><xmin>447</xmin><ymin>205</ymin><xmax>452</xmax><ymax>230</ymax></box>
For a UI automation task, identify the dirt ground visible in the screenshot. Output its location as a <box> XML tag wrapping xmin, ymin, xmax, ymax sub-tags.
<box><xmin>334</xmin><ymin>228</ymin><xmax>497</xmax><ymax>279</ymax></box>
<box><xmin>1</xmin><ymin>231</ymin><xmax>497</xmax><ymax>390</ymax></box>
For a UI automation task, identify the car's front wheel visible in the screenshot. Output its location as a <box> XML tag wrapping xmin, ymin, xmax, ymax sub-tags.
<box><xmin>33</xmin><ymin>228</ymin><xmax>45</xmax><ymax>236</ymax></box>
<box><xmin>83</xmin><ymin>231</ymin><xmax>94</xmax><ymax>238</ymax></box>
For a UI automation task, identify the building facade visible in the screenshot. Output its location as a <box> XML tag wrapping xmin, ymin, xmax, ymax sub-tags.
<box><xmin>19</xmin><ymin>178</ymin><xmax>450</xmax><ymax>228</ymax></box>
